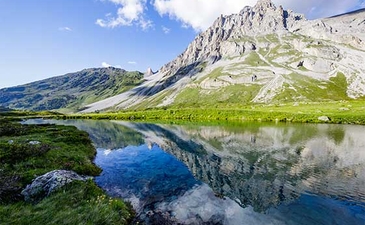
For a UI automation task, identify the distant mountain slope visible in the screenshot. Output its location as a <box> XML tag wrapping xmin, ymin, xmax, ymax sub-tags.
<box><xmin>0</xmin><ymin>106</ymin><xmax>11</xmax><ymax>112</ymax></box>
<box><xmin>82</xmin><ymin>0</ymin><xmax>365</xmax><ymax>112</ymax></box>
<box><xmin>0</xmin><ymin>67</ymin><xmax>143</xmax><ymax>111</ymax></box>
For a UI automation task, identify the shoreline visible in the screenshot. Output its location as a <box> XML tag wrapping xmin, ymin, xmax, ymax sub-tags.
<box><xmin>0</xmin><ymin>117</ymin><xmax>135</xmax><ymax>224</ymax></box>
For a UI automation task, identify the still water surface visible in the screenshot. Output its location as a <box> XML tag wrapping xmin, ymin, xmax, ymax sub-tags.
<box><xmin>26</xmin><ymin>119</ymin><xmax>365</xmax><ymax>224</ymax></box>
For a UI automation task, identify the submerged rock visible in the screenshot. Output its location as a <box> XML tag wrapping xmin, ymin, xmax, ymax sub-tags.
<box><xmin>21</xmin><ymin>170</ymin><xmax>90</xmax><ymax>202</ymax></box>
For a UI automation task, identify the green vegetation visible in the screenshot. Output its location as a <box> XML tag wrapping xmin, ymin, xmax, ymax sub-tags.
<box><xmin>0</xmin><ymin>180</ymin><xmax>134</xmax><ymax>225</ymax></box>
<box><xmin>265</xmin><ymin>34</ymin><xmax>280</xmax><ymax>43</ymax></box>
<box><xmin>0</xmin><ymin>114</ymin><xmax>134</xmax><ymax>224</ymax></box>
<box><xmin>203</xmin><ymin>67</ymin><xmax>224</xmax><ymax>80</ymax></box>
<box><xmin>276</xmin><ymin>72</ymin><xmax>349</xmax><ymax>102</ymax></box>
<box><xmin>0</xmin><ymin>109</ymin><xmax>61</xmax><ymax>118</ymax></box>
<box><xmin>0</xmin><ymin>68</ymin><xmax>144</xmax><ymax>112</ymax></box>
<box><xmin>243</xmin><ymin>52</ymin><xmax>269</xmax><ymax>67</ymax></box>
<box><xmin>173</xmin><ymin>84</ymin><xmax>261</xmax><ymax>108</ymax></box>
<box><xmin>64</xmin><ymin>100</ymin><xmax>365</xmax><ymax>125</ymax></box>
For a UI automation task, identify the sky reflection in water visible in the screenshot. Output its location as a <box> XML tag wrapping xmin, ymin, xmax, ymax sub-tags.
<box><xmin>24</xmin><ymin>119</ymin><xmax>365</xmax><ymax>224</ymax></box>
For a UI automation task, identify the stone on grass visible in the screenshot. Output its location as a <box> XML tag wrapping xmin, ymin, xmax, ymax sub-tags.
<box><xmin>318</xmin><ymin>116</ymin><xmax>330</xmax><ymax>122</ymax></box>
<box><xmin>21</xmin><ymin>170</ymin><xmax>90</xmax><ymax>203</ymax></box>
<box><xmin>339</xmin><ymin>107</ymin><xmax>350</xmax><ymax>111</ymax></box>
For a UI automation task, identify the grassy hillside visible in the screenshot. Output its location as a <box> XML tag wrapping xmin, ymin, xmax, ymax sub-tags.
<box><xmin>0</xmin><ymin>67</ymin><xmax>144</xmax><ymax>112</ymax></box>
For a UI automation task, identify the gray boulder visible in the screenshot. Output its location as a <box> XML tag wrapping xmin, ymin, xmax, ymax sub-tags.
<box><xmin>21</xmin><ymin>170</ymin><xmax>90</xmax><ymax>202</ymax></box>
<box><xmin>318</xmin><ymin>116</ymin><xmax>330</xmax><ymax>122</ymax></box>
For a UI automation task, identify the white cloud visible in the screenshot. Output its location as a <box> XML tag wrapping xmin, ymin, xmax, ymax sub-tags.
<box><xmin>153</xmin><ymin>0</ymin><xmax>257</xmax><ymax>31</ymax></box>
<box><xmin>162</xmin><ymin>26</ymin><xmax>170</xmax><ymax>34</ymax></box>
<box><xmin>102</xmin><ymin>62</ymin><xmax>112</xmax><ymax>67</ymax></box>
<box><xmin>128</xmin><ymin>61</ymin><xmax>137</xmax><ymax>64</ymax></box>
<box><xmin>96</xmin><ymin>0</ymin><xmax>153</xmax><ymax>30</ymax></box>
<box><xmin>58</xmin><ymin>27</ymin><xmax>72</xmax><ymax>32</ymax></box>
<box><xmin>102</xmin><ymin>62</ymin><xmax>123</xmax><ymax>68</ymax></box>
<box><xmin>96</xmin><ymin>0</ymin><xmax>363</xmax><ymax>31</ymax></box>
<box><xmin>139</xmin><ymin>18</ymin><xmax>154</xmax><ymax>30</ymax></box>
<box><xmin>153</xmin><ymin>0</ymin><xmax>362</xmax><ymax>31</ymax></box>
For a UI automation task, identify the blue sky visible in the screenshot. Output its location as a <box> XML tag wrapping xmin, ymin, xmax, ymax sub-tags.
<box><xmin>0</xmin><ymin>0</ymin><xmax>364</xmax><ymax>88</ymax></box>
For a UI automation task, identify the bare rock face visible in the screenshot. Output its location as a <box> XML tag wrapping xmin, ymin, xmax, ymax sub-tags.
<box><xmin>21</xmin><ymin>170</ymin><xmax>90</xmax><ymax>203</ymax></box>
<box><xmin>159</xmin><ymin>0</ymin><xmax>364</xmax><ymax>79</ymax></box>
<box><xmin>159</xmin><ymin>0</ymin><xmax>305</xmax><ymax>76</ymax></box>
<box><xmin>145</xmin><ymin>67</ymin><xmax>155</xmax><ymax>76</ymax></box>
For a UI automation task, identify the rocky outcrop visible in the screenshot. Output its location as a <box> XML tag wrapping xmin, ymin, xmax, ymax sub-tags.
<box><xmin>157</xmin><ymin>0</ymin><xmax>364</xmax><ymax>90</ymax></box>
<box><xmin>145</xmin><ymin>68</ymin><xmax>155</xmax><ymax>77</ymax></box>
<box><xmin>21</xmin><ymin>170</ymin><xmax>90</xmax><ymax>202</ymax></box>
<box><xmin>159</xmin><ymin>0</ymin><xmax>306</xmax><ymax>77</ymax></box>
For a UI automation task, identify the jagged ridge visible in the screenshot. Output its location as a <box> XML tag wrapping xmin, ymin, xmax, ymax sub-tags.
<box><xmin>160</xmin><ymin>0</ymin><xmax>306</xmax><ymax>76</ymax></box>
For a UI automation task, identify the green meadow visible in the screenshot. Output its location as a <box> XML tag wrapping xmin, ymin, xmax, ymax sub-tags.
<box><xmin>66</xmin><ymin>100</ymin><xmax>365</xmax><ymax>125</ymax></box>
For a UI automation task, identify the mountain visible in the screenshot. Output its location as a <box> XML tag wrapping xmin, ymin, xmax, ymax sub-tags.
<box><xmin>145</xmin><ymin>68</ymin><xmax>155</xmax><ymax>77</ymax></box>
<box><xmin>1</xmin><ymin>0</ymin><xmax>364</xmax><ymax>113</ymax></box>
<box><xmin>82</xmin><ymin>0</ymin><xmax>365</xmax><ymax>113</ymax></box>
<box><xmin>0</xmin><ymin>67</ymin><xmax>143</xmax><ymax>111</ymax></box>
<box><xmin>0</xmin><ymin>106</ymin><xmax>11</xmax><ymax>112</ymax></box>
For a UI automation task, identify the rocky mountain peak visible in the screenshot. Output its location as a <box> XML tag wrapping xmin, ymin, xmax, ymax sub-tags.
<box><xmin>145</xmin><ymin>67</ymin><xmax>155</xmax><ymax>76</ymax></box>
<box><xmin>159</xmin><ymin>0</ymin><xmax>306</xmax><ymax>76</ymax></box>
<box><xmin>81</xmin><ymin>1</ymin><xmax>365</xmax><ymax>112</ymax></box>
<box><xmin>253</xmin><ymin>0</ymin><xmax>276</xmax><ymax>13</ymax></box>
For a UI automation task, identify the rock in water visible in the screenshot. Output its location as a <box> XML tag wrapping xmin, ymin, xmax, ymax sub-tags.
<box><xmin>21</xmin><ymin>170</ymin><xmax>90</xmax><ymax>202</ymax></box>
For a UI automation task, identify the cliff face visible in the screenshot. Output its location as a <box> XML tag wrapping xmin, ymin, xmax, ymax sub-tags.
<box><xmin>159</xmin><ymin>0</ymin><xmax>365</xmax><ymax>79</ymax></box>
<box><xmin>159</xmin><ymin>0</ymin><xmax>307</xmax><ymax>76</ymax></box>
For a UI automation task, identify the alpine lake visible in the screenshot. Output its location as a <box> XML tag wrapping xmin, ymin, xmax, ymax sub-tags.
<box><xmin>24</xmin><ymin>119</ymin><xmax>365</xmax><ymax>225</ymax></box>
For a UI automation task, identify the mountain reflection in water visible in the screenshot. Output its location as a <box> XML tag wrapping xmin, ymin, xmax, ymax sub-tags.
<box><xmin>25</xmin><ymin>119</ymin><xmax>365</xmax><ymax>225</ymax></box>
